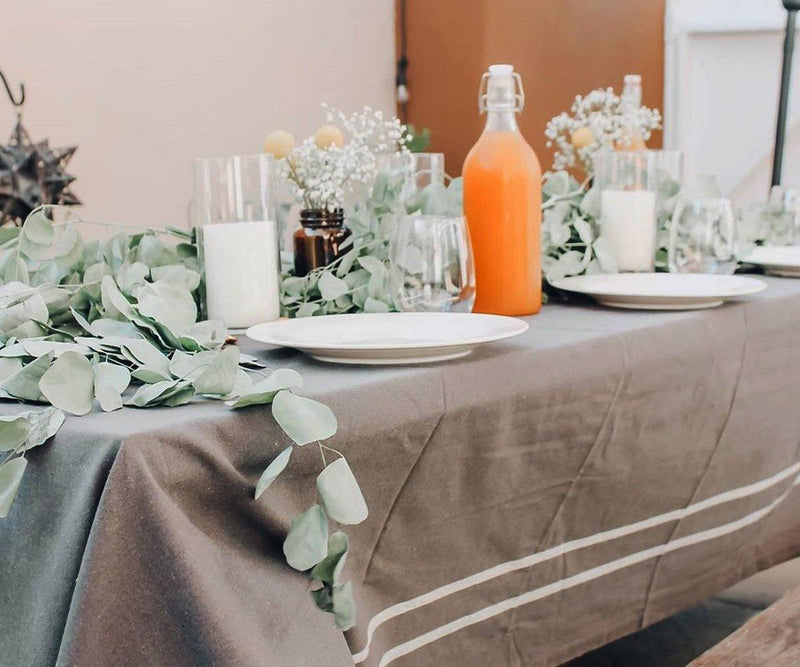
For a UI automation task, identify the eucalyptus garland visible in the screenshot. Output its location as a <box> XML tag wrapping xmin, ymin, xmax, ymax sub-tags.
<box><xmin>0</xmin><ymin>206</ymin><xmax>366</xmax><ymax>629</ymax></box>
<box><xmin>280</xmin><ymin>165</ymin><xmax>463</xmax><ymax>317</ymax></box>
<box><xmin>541</xmin><ymin>170</ymin><xmax>680</xmax><ymax>285</ymax></box>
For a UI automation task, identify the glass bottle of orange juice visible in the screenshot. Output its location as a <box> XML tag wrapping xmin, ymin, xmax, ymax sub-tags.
<box><xmin>463</xmin><ymin>64</ymin><xmax>542</xmax><ymax>316</ymax></box>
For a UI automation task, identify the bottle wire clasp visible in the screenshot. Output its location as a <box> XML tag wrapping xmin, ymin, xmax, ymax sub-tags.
<box><xmin>478</xmin><ymin>72</ymin><xmax>525</xmax><ymax>113</ymax></box>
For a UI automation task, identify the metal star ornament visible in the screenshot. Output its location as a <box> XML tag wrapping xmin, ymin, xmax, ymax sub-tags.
<box><xmin>0</xmin><ymin>68</ymin><xmax>80</xmax><ymax>225</ymax></box>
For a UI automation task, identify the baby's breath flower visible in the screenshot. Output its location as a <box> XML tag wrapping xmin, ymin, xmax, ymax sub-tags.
<box><xmin>279</xmin><ymin>105</ymin><xmax>409</xmax><ymax>210</ymax></box>
<box><xmin>545</xmin><ymin>88</ymin><xmax>662</xmax><ymax>175</ymax></box>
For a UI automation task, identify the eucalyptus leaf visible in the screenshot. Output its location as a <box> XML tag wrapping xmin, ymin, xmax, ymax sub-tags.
<box><xmin>332</xmin><ymin>580</ymin><xmax>357</xmax><ymax>630</ymax></box>
<box><xmin>0</xmin><ymin>456</ymin><xmax>28</xmax><ymax>518</ymax></box>
<box><xmin>316</xmin><ymin>457</ymin><xmax>368</xmax><ymax>525</ymax></box>
<box><xmin>116</xmin><ymin>261</ymin><xmax>150</xmax><ymax>295</ymax></box>
<box><xmin>271</xmin><ymin>390</ymin><xmax>337</xmax><ymax>445</ymax></box>
<box><xmin>311</xmin><ymin>586</ymin><xmax>334</xmax><ymax>612</ymax></box>
<box><xmin>296</xmin><ymin>303</ymin><xmax>320</xmax><ymax>318</ymax></box>
<box><xmin>135</xmin><ymin>280</ymin><xmax>197</xmax><ymax>337</ymax></box>
<box><xmin>226</xmin><ymin>369</ymin><xmax>254</xmax><ymax>400</ymax></box>
<box><xmin>334</xmin><ymin>249</ymin><xmax>359</xmax><ymax>278</ymax></box>
<box><xmin>82</xmin><ymin>262</ymin><xmax>111</xmax><ymax>300</ymax></box>
<box><xmin>2</xmin><ymin>353</ymin><xmax>53</xmax><ymax>402</ymax></box>
<box><xmin>21</xmin><ymin>208</ymin><xmax>55</xmax><ymax>245</ymax></box>
<box><xmin>86</xmin><ymin>316</ymin><xmax>142</xmax><ymax>340</ymax></box>
<box><xmin>318</xmin><ymin>272</ymin><xmax>348</xmax><ymax>302</ymax></box>
<box><xmin>100</xmin><ymin>275</ymin><xmax>135</xmax><ymax>320</ymax></box>
<box><xmin>182</xmin><ymin>346</ymin><xmax>239</xmax><ymax>396</ymax></box>
<box><xmin>592</xmin><ymin>237</ymin><xmax>618</xmax><ymax>273</ymax></box>
<box><xmin>94</xmin><ymin>381</ymin><xmax>123</xmax><ymax>412</ymax></box>
<box><xmin>364</xmin><ymin>297</ymin><xmax>390</xmax><ymax>313</ymax></box>
<box><xmin>573</xmin><ymin>218</ymin><xmax>594</xmax><ymax>245</ymax></box>
<box><xmin>0</xmin><ymin>416</ymin><xmax>30</xmax><ymax>452</ymax></box>
<box><xmin>0</xmin><ymin>256</ymin><xmax>28</xmax><ymax>284</ymax></box>
<box><xmin>39</xmin><ymin>351</ymin><xmax>94</xmax><ymax>416</ymax></box>
<box><xmin>22</xmin><ymin>340</ymin><xmax>90</xmax><ymax>358</ymax></box>
<box><xmin>150</xmin><ymin>264</ymin><xmax>201</xmax><ymax>292</ymax></box>
<box><xmin>283</xmin><ymin>276</ymin><xmax>305</xmax><ymax>296</ymax></box>
<box><xmin>0</xmin><ymin>287</ymin><xmax>48</xmax><ymax>334</ymax></box>
<box><xmin>542</xmin><ymin>170</ymin><xmax>570</xmax><ymax>197</ymax></box>
<box><xmin>310</xmin><ymin>531</ymin><xmax>349</xmax><ymax>585</ymax></box>
<box><xmin>128</xmin><ymin>379</ymin><xmax>195</xmax><ymax>408</ymax></box>
<box><xmin>94</xmin><ymin>362</ymin><xmax>131</xmax><ymax>412</ymax></box>
<box><xmin>160</xmin><ymin>384</ymin><xmax>196</xmax><ymax>407</ymax></box>
<box><xmin>226</xmin><ymin>368</ymin><xmax>303</xmax><ymax>408</ymax></box>
<box><xmin>179</xmin><ymin>319</ymin><xmax>226</xmax><ymax>351</ymax></box>
<box><xmin>358</xmin><ymin>256</ymin><xmax>385</xmax><ymax>276</ymax></box>
<box><xmin>254</xmin><ymin>445</ymin><xmax>292</xmax><ymax>499</ymax></box>
<box><xmin>0</xmin><ymin>358</ymin><xmax>22</xmax><ymax>382</ymax></box>
<box><xmin>283</xmin><ymin>504</ymin><xmax>328</xmax><ymax>571</ymax></box>
<box><xmin>40</xmin><ymin>287</ymin><xmax>72</xmax><ymax>319</ymax></box>
<box><xmin>122</xmin><ymin>339</ymin><xmax>171</xmax><ymax>379</ymax></box>
<box><xmin>136</xmin><ymin>234</ymin><xmax>178</xmax><ymax>267</ymax></box>
<box><xmin>580</xmin><ymin>186</ymin><xmax>601</xmax><ymax>218</ymax></box>
<box><xmin>19</xmin><ymin>407</ymin><xmax>65</xmax><ymax>450</ymax></box>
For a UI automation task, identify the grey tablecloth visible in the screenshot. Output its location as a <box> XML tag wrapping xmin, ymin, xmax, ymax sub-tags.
<box><xmin>3</xmin><ymin>276</ymin><xmax>800</xmax><ymax>667</ymax></box>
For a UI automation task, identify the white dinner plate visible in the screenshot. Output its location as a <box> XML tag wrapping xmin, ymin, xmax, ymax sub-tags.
<box><xmin>743</xmin><ymin>246</ymin><xmax>800</xmax><ymax>277</ymax></box>
<box><xmin>550</xmin><ymin>273</ymin><xmax>767</xmax><ymax>310</ymax></box>
<box><xmin>246</xmin><ymin>312</ymin><xmax>529</xmax><ymax>365</ymax></box>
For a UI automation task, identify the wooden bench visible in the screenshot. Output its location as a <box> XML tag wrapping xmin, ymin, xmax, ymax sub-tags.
<box><xmin>690</xmin><ymin>586</ymin><xmax>800</xmax><ymax>666</ymax></box>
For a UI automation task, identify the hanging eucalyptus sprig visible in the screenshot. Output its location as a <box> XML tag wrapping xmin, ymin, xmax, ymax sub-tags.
<box><xmin>0</xmin><ymin>205</ymin><xmax>368</xmax><ymax>628</ymax></box>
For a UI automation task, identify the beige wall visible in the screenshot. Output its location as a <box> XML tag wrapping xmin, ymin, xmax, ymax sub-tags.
<box><xmin>1</xmin><ymin>0</ymin><xmax>395</xmax><ymax>226</ymax></box>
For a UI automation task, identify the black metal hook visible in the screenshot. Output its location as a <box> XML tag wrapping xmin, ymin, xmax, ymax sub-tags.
<box><xmin>0</xmin><ymin>68</ymin><xmax>25</xmax><ymax>108</ymax></box>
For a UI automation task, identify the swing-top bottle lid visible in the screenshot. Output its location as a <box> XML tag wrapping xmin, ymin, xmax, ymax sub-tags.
<box><xmin>479</xmin><ymin>64</ymin><xmax>524</xmax><ymax>113</ymax></box>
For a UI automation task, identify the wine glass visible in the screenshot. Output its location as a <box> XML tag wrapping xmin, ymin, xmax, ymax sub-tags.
<box><xmin>389</xmin><ymin>214</ymin><xmax>475</xmax><ymax>312</ymax></box>
<box><xmin>668</xmin><ymin>198</ymin><xmax>737</xmax><ymax>274</ymax></box>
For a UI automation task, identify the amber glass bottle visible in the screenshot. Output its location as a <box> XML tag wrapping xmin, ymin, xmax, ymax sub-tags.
<box><xmin>293</xmin><ymin>208</ymin><xmax>351</xmax><ymax>277</ymax></box>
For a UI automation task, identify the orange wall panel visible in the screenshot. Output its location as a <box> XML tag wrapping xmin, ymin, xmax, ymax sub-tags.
<box><xmin>399</xmin><ymin>0</ymin><xmax>665</xmax><ymax>175</ymax></box>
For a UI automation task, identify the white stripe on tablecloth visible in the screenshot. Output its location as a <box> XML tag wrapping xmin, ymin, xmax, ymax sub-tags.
<box><xmin>374</xmin><ymin>475</ymin><xmax>800</xmax><ymax>667</ymax></box>
<box><xmin>352</xmin><ymin>461</ymin><xmax>800</xmax><ymax>664</ymax></box>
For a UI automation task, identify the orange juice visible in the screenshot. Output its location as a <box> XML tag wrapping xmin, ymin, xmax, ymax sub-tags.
<box><xmin>463</xmin><ymin>64</ymin><xmax>542</xmax><ymax>316</ymax></box>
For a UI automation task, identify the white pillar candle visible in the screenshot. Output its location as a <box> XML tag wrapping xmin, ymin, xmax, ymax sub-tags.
<box><xmin>202</xmin><ymin>220</ymin><xmax>280</xmax><ymax>329</ymax></box>
<box><xmin>600</xmin><ymin>189</ymin><xmax>657</xmax><ymax>272</ymax></box>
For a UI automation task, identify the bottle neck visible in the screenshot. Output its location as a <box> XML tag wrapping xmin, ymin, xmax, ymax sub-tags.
<box><xmin>484</xmin><ymin>108</ymin><xmax>519</xmax><ymax>132</ymax></box>
<box><xmin>300</xmin><ymin>208</ymin><xmax>345</xmax><ymax>229</ymax></box>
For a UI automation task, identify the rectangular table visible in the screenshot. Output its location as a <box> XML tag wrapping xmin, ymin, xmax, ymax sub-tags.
<box><xmin>3</xmin><ymin>276</ymin><xmax>800</xmax><ymax>667</ymax></box>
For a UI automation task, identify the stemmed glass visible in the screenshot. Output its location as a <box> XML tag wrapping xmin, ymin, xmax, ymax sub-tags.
<box><xmin>668</xmin><ymin>198</ymin><xmax>737</xmax><ymax>274</ymax></box>
<box><xmin>389</xmin><ymin>214</ymin><xmax>475</xmax><ymax>312</ymax></box>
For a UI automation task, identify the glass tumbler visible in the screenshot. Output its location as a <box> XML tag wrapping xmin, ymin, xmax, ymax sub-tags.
<box><xmin>389</xmin><ymin>214</ymin><xmax>475</xmax><ymax>312</ymax></box>
<box><xmin>668</xmin><ymin>198</ymin><xmax>736</xmax><ymax>274</ymax></box>
<box><xmin>193</xmin><ymin>154</ymin><xmax>280</xmax><ymax>329</ymax></box>
<box><xmin>739</xmin><ymin>201</ymin><xmax>797</xmax><ymax>247</ymax></box>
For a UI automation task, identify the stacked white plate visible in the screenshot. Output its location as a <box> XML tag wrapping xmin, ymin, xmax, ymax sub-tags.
<box><xmin>549</xmin><ymin>273</ymin><xmax>767</xmax><ymax>310</ymax></box>
<box><xmin>743</xmin><ymin>246</ymin><xmax>800</xmax><ymax>277</ymax></box>
<box><xmin>247</xmin><ymin>312</ymin><xmax>528</xmax><ymax>365</ymax></box>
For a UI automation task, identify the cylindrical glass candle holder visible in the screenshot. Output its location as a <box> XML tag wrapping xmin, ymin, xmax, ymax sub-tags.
<box><xmin>193</xmin><ymin>154</ymin><xmax>280</xmax><ymax>330</ymax></box>
<box><xmin>594</xmin><ymin>149</ymin><xmax>682</xmax><ymax>272</ymax></box>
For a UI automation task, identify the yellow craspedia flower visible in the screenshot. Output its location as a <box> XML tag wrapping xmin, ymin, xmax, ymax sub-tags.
<box><xmin>570</xmin><ymin>126</ymin><xmax>596</xmax><ymax>149</ymax></box>
<box><xmin>264</xmin><ymin>130</ymin><xmax>295</xmax><ymax>159</ymax></box>
<box><xmin>314</xmin><ymin>125</ymin><xmax>345</xmax><ymax>149</ymax></box>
